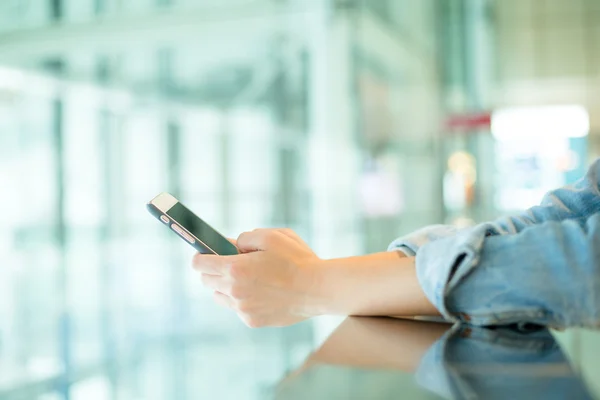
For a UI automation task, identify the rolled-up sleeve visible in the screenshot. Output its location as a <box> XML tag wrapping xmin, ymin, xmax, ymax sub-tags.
<box><xmin>388</xmin><ymin>225</ymin><xmax>460</xmax><ymax>256</ymax></box>
<box><xmin>415</xmin><ymin>159</ymin><xmax>600</xmax><ymax>328</ymax></box>
<box><xmin>390</xmin><ymin>159</ymin><xmax>600</xmax><ymax>327</ymax></box>
<box><xmin>417</xmin><ymin>214</ymin><xmax>600</xmax><ymax>328</ymax></box>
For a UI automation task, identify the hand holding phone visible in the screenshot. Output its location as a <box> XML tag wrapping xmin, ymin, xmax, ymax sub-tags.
<box><xmin>147</xmin><ymin>192</ymin><xmax>239</xmax><ymax>255</ymax></box>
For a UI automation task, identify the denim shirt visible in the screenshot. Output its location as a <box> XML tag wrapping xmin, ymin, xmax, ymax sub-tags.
<box><xmin>389</xmin><ymin>158</ymin><xmax>600</xmax><ymax>328</ymax></box>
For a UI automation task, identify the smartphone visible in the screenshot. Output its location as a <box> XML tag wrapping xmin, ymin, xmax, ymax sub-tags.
<box><xmin>147</xmin><ymin>192</ymin><xmax>239</xmax><ymax>255</ymax></box>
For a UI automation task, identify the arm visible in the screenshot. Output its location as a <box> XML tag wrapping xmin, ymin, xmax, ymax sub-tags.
<box><xmin>297</xmin><ymin>317</ymin><xmax>449</xmax><ymax>372</ymax></box>
<box><xmin>314</xmin><ymin>252</ymin><xmax>439</xmax><ymax>317</ymax></box>
<box><xmin>277</xmin><ymin>318</ymin><xmax>451</xmax><ymax>399</ymax></box>
<box><xmin>192</xmin><ymin>229</ymin><xmax>439</xmax><ymax>328</ymax></box>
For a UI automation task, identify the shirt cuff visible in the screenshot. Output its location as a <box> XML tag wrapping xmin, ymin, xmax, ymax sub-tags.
<box><xmin>414</xmin><ymin>223</ymin><xmax>493</xmax><ymax>323</ymax></box>
<box><xmin>387</xmin><ymin>225</ymin><xmax>461</xmax><ymax>256</ymax></box>
<box><xmin>392</xmin><ymin>246</ymin><xmax>416</xmax><ymax>257</ymax></box>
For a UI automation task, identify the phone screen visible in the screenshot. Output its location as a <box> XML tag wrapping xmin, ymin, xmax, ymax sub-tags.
<box><xmin>166</xmin><ymin>202</ymin><xmax>238</xmax><ymax>255</ymax></box>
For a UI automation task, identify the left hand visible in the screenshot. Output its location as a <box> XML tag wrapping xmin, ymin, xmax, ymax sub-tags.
<box><xmin>192</xmin><ymin>228</ymin><xmax>323</xmax><ymax>328</ymax></box>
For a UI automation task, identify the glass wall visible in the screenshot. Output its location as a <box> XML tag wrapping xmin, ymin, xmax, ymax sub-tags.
<box><xmin>0</xmin><ymin>0</ymin><xmax>444</xmax><ymax>398</ymax></box>
<box><xmin>1</xmin><ymin>0</ymin><xmax>600</xmax><ymax>398</ymax></box>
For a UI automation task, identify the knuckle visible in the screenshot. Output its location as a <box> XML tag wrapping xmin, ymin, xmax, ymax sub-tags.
<box><xmin>228</xmin><ymin>261</ymin><xmax>245</xmax><ymax>279</ymax></box>
<box><xmin>262</xmin><ymin>231</ymin><xmax>277</xmax><ymax>246</ymax></box>
<box><xmin>229</xmin><ymin>283</ymin><xmax>246</xmax><ymax>299</ymax></box>
<box><xmin>250</xmin><ymin>229</ymin><xmax>271</xmax><ymax>246</ymax></box>
<box><xmin>235</xmin><ymin>300</ymin><xmax>252</xmax><ymax>313</ymax></box>
<box><xmin>237</xmin><ymin>231</ymin><xmax>252</xmax><ymax>246</ymax></box>
<box><xmin>213</xmin><ymin>292</ymin><xmax>230</xmax><ymax>308</ymax></box>
<box><xmin>247</xmin><ymin>320</ymin><xmax>261</xmax><ymax>329</ymax></box>
<box><xmin>241</xmin><ymin>314</ymin><xmax>263</xmax><ymax>329</ymax></box>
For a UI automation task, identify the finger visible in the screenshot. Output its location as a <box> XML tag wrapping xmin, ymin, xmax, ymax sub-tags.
<box><xmin>237</xmin><ymin>229</ymin><xmax>286</xmax><ymax>252</ymax></box>
<box><xmin>276</xmin><ymin>228</ymin><xmax>306</xmax><ymax>245</ymax></box>
<box><xmin>229</xmin><ymin>237</ymin><xmax>251</xmax><ymax>254</ymax></box>
<box><xmin>213</xmin><ymin>291</ymin><xmax>234</xmax><ymax>309</ymax></box>
<box><xmin>192</xmin><ymin>253</ymin><xmax>238</xmax><ymax>275</ymax></box>
<box><xmin>200</xmin><ymin>273</ymin><xmax>231</xmax><ymax>294</ymax></box>
<box><xmin>276</xmin><ymin>228</ymin><xmax>316</xmax><ymax>256</ymax></box>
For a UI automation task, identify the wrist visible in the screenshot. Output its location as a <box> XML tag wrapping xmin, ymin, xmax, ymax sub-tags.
<box><xmin>305</xmin><ymin>252</ymin><xmax>408</xmax><ymax>316</ymax></box>
<box><xmin>301</xmin><ymin>257</ymin><xmax>332</xmax><ymax>317</ymax></box>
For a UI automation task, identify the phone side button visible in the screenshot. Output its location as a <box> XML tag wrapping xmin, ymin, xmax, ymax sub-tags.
<box><xmin>160</xmin><ymin>215</ymin><xmax>170</xmax><ymax>224</ymax></box>
<box><xmin>181</xmin><ymin>232</ymin><xmax>195</xmax><ymax>244</ymax></box>
<box><xmin>171</xmin><ymin>224</ymin><xmax>195</xmax><ymax>244</ymax></box>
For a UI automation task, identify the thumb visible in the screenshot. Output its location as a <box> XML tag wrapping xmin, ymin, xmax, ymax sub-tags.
<box><xmin>237</xmin><ymin>229</ymin><xmax>285</xmax><ymax>252</ymax></box>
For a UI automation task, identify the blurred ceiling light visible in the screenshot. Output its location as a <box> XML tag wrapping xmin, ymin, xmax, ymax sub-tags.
<box><xmin>448</xmin><ymin>151</ymin><xmax>477</xmax><ymax>184</ymax></box>
<box><xmin>491</xmin><ymin>105</ymin><xmax>589</xmax><ymax>141</ymax></box>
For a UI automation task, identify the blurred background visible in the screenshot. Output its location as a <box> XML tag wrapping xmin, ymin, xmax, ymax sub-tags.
<box><xmin>0</xmin><ymin>0</ymin><xmax>600</xmax><ymax>398</ymax></box>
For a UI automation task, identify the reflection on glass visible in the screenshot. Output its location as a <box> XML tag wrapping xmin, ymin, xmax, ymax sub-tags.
<box><xmin>277</xmin><ymin>317</ymin><xmax>593</xmax><ymax>400</ymax></box>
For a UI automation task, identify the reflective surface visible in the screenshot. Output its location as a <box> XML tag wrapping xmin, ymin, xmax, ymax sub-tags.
<box><xmin>278</xmin><ymin>318</ymin><xmax>595</xmax><ymax>400</ymax></box>
<box><xmin>0</xmin><ymin>321</ymin><xmax>316</xmax><ymax>399</ymax></box>
<box><xmin>3</xmin><ymin>317</ymin><xmax>594</xmax><ymax>399</ymax></box>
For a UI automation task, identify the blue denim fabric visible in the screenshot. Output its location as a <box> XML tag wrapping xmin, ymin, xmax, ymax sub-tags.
<box><xmin>387</xmin><ymin>224</ymin><xmax>463</xmax><ymax>256</ymax></box>
<box><xmin>416</xmin><ymin>325</ymin><xmax>593</xmax><ymax>399</ymax></box>
<box><xmin>389</xmin><ymin>158</ymin><xmax>600</xmax><ymax>328</ymax></box>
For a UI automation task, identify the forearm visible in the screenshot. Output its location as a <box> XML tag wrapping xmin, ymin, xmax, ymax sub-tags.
<box><xmin>308</xmin><ymin>252</ymin><xmax>440</xmax><ymax>317</ymax></box>
<box><xmin>309</xmin><ymin>317</ymin><xmax>449</xmax><ymax>371</ymax></box>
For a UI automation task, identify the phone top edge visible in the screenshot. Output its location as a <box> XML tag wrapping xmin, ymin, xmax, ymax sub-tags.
<box><xmin>149</xmin><ymin>192</ymin><xmax>178</xmax><ymax>212</ymax></box>
<box><xmin>147</xmin><ymin>192</ymin><xmax>239</xmax><ymax>256</ymax></box>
